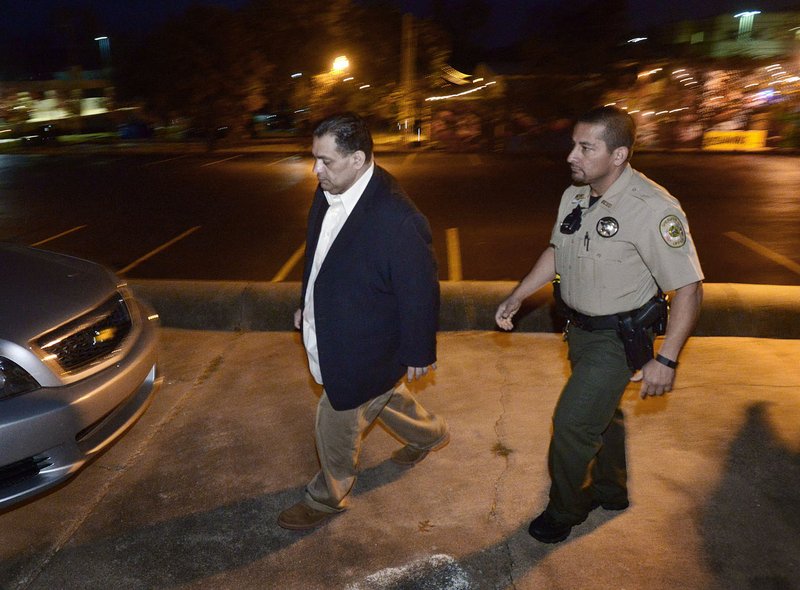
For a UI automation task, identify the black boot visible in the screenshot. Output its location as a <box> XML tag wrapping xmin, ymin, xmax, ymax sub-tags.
<box><xmin>528</xmin><ymin>511</ymin><xmax>574</xmax><ymax>544</ymax></box>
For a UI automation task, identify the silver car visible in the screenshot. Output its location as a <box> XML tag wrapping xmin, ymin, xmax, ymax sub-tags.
<box><xmin>0</xmin><ymin>243</ymin><xmax>159</xmax><ymax>510</ymax></box>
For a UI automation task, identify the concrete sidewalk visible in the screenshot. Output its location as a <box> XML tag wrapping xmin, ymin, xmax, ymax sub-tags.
<box><xmin>1</xmin><ymin>328</ymin><xmax>798</xmax><ymax>589</ymax></box>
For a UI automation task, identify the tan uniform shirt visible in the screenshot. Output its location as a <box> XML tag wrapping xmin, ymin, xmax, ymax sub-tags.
<box><xmin>550</xmin><ymin>164</ymin><xmax>704</xmax><ymax>316</ymax></box>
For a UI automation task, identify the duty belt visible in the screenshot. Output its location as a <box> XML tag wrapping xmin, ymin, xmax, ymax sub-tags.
<box><xmin>552</xmin><ymin>276</ymin><xmax>667</xmax><ymax>335</ymax></box>
<box><xmin>563</xmin><ymin>308</ymin><xmax>623</xmax><ymax>332</ymax></box>
<box><xmin>561</xmin><ymin>294</ymin><xmax>665</xmax><ymax>333</ymax></box>
<box><xmin>557</xmin><ymin>292</ymin><xmax>669</xmax><ymax>371</ymax></box>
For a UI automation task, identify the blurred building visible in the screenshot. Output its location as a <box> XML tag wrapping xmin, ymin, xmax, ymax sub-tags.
<box><xmin>602</xmin><ymin>10</ymin><xmax>800</xmax><ymax>150</ymax></box>
<box><xmin>0</xmin><ymin>68</ymin><xmax>114</xmax><ymax>135</ymax></box>
<box><xmin>667</xmin><ymin>10</ymin><xmax>800</xmax><ymax>60</ymax></box>
<box><xmin>421</xmin><ymin>9</ymin><xmax>800</xmax><ymax>152</ymax></box>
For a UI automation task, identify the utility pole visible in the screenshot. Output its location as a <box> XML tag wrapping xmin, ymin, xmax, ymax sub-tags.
<box><xmin>400</xmin><ymin>13</ymin><xmax>417</xmax><ymax>143</ymax></box>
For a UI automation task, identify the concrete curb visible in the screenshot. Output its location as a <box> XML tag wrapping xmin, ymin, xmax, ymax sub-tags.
<box><xmin>129</xmin><ymin>280</ymin><xmax>800</xmax><ymax>339</ymax></box>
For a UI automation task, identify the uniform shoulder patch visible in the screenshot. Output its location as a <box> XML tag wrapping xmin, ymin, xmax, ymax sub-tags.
<box><xmin>660</xmin><ymin>215</ymin><xmax>686</xmax><ymax>248</ymax></box>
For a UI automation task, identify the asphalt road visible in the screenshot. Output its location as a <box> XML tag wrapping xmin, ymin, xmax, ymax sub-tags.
<box><xmin>1</xmin><ymin>150</ymin><xmax>798</xmax><ymax>285</ymax></box>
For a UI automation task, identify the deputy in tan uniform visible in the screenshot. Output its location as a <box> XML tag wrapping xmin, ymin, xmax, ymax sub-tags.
<box><xmin>495</xmin><ymin>106</ymin><xmax>703</xmax><ymax>544</ymax></box>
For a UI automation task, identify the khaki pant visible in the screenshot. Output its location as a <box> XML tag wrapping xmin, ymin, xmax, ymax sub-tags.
<box><xmin>304</xmin><ymin>381</ymin><xmax>448</xmax><ymax>513</ymax></box>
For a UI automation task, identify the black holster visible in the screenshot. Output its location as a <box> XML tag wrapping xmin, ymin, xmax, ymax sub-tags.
<box><xmin>617</xmin><ymin>295</ymin><xmax>669</xmax><ymax>371</ymax></box>
<box><xmin>617</xmin><ymin>316</ymin><xmax>654</xmax><ymax>371</ymax></box>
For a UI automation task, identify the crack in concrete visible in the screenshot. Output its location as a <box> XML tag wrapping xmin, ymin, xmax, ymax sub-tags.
<box><xmin>489</xmin><ymin>397</ymin><xmax>509</xmax><ymax>521</ymax></box>
<box><xmin>489</xmin><ymin>354</ymin><xmax>518</xmax><ymax>590</ymax></box>
<box><xmin>194</xmin><ymin>354</ymin><xmax>224</xmax><ymax>386</ymax></box>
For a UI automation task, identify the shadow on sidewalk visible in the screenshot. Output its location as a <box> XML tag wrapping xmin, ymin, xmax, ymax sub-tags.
<box><xmin>700</xmin><ymin>402</ymin><xmax>800</xmax><ymax>589</ymax></box>
<box><xmin>1</xmin><ymin>458</ymin><xmax>412</xmax><ymax>589</ymax></box>
<box><xmin>1</xmin><ymin>488</ymin><xmax>305</xmax><ymax>589</ymax></box>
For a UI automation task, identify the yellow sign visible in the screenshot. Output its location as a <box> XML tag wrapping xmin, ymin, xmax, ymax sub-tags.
<box><xmin>702</xmin><ymin>130</ymin><xmax>768</xmax><ymax>151</ymax></box>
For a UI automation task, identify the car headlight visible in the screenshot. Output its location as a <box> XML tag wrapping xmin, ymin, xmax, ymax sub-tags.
<box><xmin>0</xmin><ymin>357</ymin><xmax>40</xmax><ymax>400</ymax></box>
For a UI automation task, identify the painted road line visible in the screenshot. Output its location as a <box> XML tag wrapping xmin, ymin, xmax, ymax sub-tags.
<box><xmin>272</xmin><ymin>242</ymin><xmax>306</xmax><ymax>282</ymax></box>
<box><xmin>200</xmin><ymin>154</ymin><xmax>243</xmax><ymax>167</ymax></box>
<box><xmin>142</xmin><ymin>154</ymin><xmax>190</xmax><ymax>167</ymax></box>
<box><xmin>725</xmin><ymin>231</ymin><xmax>800</xmax><ymax>276</ymax></box>
<box><xmin>445</xmin><ymin>227</ymin><xmax>463</xmax><ymax>281</ymax></box>
<box><xmin>267</xmin><ymin>155</ymin><xmax>303</xmax><ymax>166</ymax></box>
<box><xmin>117</xmin><ymin>226</ymin><xmax>202</xmax><ymax>275</ymax></box>
<box><xmin>30</xmin><ymin>225</ymin><xmax>88</xmax><ymax>247</ymax></box>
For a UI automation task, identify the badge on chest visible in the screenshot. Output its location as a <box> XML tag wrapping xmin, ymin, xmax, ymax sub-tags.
<box><xmin>596</xmin><ymin>217</ymin><xmax>619</xmax><ymax>238</ymax></box>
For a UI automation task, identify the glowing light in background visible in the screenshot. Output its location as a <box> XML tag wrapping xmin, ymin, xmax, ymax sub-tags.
<box><xmin>734</xmin><ymin>10</ymin><xmax>762</xmax><ymax>16</ymax></box>
<box><xmin>331</xmin><ymin>56</ymin><xmax>349</xmax><ymax>73</ymax></box>
<box><xmin>637</xmin><ymin>68</ymin><xmax>662</xmax><ymax>78</ymax></box>
<box><xmin>425</xmin><ymin>81</ymin><xmax>496</xmax><ymax>102</ymax></box>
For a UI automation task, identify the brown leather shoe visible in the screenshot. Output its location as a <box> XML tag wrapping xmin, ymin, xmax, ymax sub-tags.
<box><xmin>391</xmin><ymin>432</ymin><xmax>450</xmax><ymax>466</ymax></box>
<box><xmin>277</xmin><ymin>502</ymin><xmax>338</xmax><ymax>530</ymax></box>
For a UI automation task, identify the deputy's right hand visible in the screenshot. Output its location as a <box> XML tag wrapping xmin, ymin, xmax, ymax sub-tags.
<box><xmin>495</xmin><ymin>297</ymin><xmax>521</xmax><ymax>331</ymax></box>
<box><xmin>293</xmin><ymin>308</ymin><xmax>302</xmax><ymax>330</ymax></box>
<box><xmin>631</xmin><ymin>358</ymin><xmax>676</xmax><ymax>398</ymax></box>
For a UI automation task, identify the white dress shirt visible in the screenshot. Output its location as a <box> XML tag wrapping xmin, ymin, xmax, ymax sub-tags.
<box><xmin>303</xmin><ymin>163</ymin><xmax>375</xmax><ymax>384</ymax></box>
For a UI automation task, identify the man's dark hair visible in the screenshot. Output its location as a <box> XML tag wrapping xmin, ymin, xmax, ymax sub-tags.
<box><xmin>578</xmin><ymin>106</ymin><xmax>636</xmax><ymax>159</ymax></box>
<box><xmin>313</xmin><ymin>112</ymin><xmax>374</xmax><ymax>161</ymax></box>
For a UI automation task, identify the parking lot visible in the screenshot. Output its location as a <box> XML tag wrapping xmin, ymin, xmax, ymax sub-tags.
<box><xmin>2</xmin><ymin>148</ymin><xmax>799</xmax><ymax>285</ymax></box>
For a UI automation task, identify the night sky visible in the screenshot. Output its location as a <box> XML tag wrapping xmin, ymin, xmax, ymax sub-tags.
<box><xmin>1</xmin><ymin>0</ymin><xmax>798</xmax><ymax>74</ymax></box>
<box><xmin>395</xmin><ymin>0</ymin><xmax>800</xmax><ymax>47</ymax></box>
<box><xmin>5</xmin><ymin>0</ymin><xmax>800</xmax><ymax>39</ymax></box>
<box><xmin>6</xmin><ymin>1</ymin><xmax>799</xmax><ymax>30</ymax></box>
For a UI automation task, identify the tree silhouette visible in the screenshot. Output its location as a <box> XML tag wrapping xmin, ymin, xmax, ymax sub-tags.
<box><xmin>117</xmin><ymin>4</ymin><xmax>271</xmax><ymax>149</ymax></box>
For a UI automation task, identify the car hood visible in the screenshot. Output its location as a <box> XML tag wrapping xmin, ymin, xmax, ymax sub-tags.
<box><xmin>0</xmin><ymin>244</ymin><xmax>119</xmax><ymax>345</ymax></box>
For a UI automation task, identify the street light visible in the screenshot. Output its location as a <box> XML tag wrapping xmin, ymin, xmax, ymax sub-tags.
<box><xmin>94</xmin><ymin>36</ymin><xmax>111</xmax><ymax>70</ymax></box>
<box><xmin>734</xmin><ymin>11</ymin><xmax>761</xmax><ymax>39</ymax></box>
<box><xmin>331</xmin><ymin>56</ymin><xmax>349</xmax><ymax>75</ymax></box>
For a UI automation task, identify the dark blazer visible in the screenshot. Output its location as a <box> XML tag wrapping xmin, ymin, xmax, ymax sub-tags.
<box><xmin>301</xmin><ymin>165</ymin><xmax>439</xmax><ymax>411</ymax></box>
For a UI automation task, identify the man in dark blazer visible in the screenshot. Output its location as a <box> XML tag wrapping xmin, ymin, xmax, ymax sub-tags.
<box><xmin>278</xmin><ymin>113</ymin><xmax>449</xmax><ymax>531</ymax></box>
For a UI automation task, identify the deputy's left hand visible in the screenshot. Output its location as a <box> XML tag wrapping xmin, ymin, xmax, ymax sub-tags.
<box><xmin>631</xmin><ymin>359</ymin><xmax>675</xmax><ymax>398</ymax></box>
<box><xmin>407</xmin><ymin>363</ymin><xmax>437</xmax><ymax>382</ymax></box>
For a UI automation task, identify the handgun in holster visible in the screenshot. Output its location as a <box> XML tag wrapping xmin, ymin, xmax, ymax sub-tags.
<box><xmin>617</xmin><ymin>293</ymin><xmax>669</xmax><ymax>371</ymax></box>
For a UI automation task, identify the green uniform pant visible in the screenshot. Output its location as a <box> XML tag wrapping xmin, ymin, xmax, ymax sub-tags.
<box><xmin>546</xmin><ymin>326</ymin><xmax>634</xmax><ymax>525</ymax></box>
